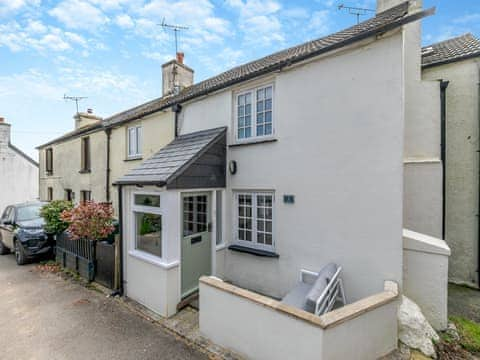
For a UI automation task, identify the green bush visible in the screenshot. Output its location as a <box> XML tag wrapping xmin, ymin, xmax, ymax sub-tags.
<box><xmin>40</xmin><ymin>200</ymin><xmax>73</xmax><ymax>235</ymax></box>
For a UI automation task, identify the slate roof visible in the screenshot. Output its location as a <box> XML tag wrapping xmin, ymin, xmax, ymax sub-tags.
<box><xmin>115</xmin><ymin>127</ymin><xmax>227</xmax><ymax>185</ymax></box>
<box><xmin>104</xmin><ymin>2</ymin><xmax>434</xmax><ymax>128</ymax></box>
<box><xmin>36</xmin><ymin>121</ymin><xmax>103</xmax><ymax>149</ymax></box>
<box><xmin>422</xmin><ymin>33</ymin><xmax>480</xmax><ymax>68</ymax></box>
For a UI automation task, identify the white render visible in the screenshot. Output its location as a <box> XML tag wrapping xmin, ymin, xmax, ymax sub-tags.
<box><xmin>423</xmin><ymin>58</ymin><xmax>480</xmax><ymax>286</ymax></box>
<box><xmin>179</xmin><ymin>30</ymin><xmax>405</xmax><ymax>302</ymax></box>
<box><xmin>403</xmin><ymin>229</ymin><xmax>450</xmax><ymax>330</ymax></box>
<box><xmin>199</xmin><ymin>278</ymin><xmax>399</xmax><ymax>360</ymax></box>
<box><xmin>0</xmin><ymin>120</ymin><xmax>38</xmax><ymax>213</ymax></box>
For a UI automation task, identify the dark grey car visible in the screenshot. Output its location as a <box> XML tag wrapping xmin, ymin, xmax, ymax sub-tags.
<box><xmin>0</xmin><ymin>201</ymin><xmax>52</xmax><ymax>265</ymax></box>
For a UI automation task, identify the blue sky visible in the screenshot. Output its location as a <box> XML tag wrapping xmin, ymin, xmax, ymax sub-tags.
<box><xmin>1</xmin><ymin>0</ymin><xmax>479</xmax><ymax>160</ymax></box>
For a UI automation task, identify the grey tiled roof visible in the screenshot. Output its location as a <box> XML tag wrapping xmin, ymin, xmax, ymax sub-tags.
<box><xmin>422</xmin><ymin>33</ymin><xmax>480</xmax><ymax>68</ymax></box>
<box><xmin>115</xmin><ymin>127</ymin><xmax>227</xmax><ymax>185</ymax></box>
<box><xmin>36</xmin><ymin>121</ymin><xmax>103</xmax><ymax>149</ymax></box>
<box><xmin>105</xmin><ymin>2</ymin><xmax>433</xmax><ymax>127</ymax></box>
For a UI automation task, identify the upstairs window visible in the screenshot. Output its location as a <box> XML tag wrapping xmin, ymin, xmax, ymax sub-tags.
<box><xmin>127</xmin><ymin>125</ymin><xmax>142</xmax><ymax>158</ymax></box>
<box><xmin>81</xmin><ymin>137</ymin><xmax>91</xmax><ymax>172</ymax></box>
<box><xmin>236</xmin><ymin>85</ymin><xmax>273</xmax><ymax>141</ymax></box>
<box><xmin>45</xmin><ymin>148</ymin><xmax>53</xmax><ymax>174</ymax></box>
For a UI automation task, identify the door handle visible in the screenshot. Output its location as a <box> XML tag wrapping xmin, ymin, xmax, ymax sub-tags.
<box><xmin>191</xmin><ymin>236</ymin><xmax>202</xmax><ymax>244</ymax></box>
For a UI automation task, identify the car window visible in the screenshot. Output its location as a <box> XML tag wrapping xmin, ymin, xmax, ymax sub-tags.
<box><xmin>16</xmin><ymin>205</ymin><xmax>42</xmax><ymax>222</ymax></box>
<box><xmin>1</xmin><ymin>207</ymin><xmax>11</xmax><ymax>222</ymax></box>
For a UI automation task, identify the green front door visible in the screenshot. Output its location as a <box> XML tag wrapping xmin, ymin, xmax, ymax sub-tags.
<box><xmin>181</xmin><ymin>193</ymin><xmax>211</xmax><ymax>297</ymax></box>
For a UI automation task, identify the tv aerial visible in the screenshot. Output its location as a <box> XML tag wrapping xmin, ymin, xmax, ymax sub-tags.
<box><xmin>159</xmin><ymin>18</ymin><xmax>189</xmax><ymax>54</ymax></box>
<box><xmin>63</xmin><ymin>94</ymin><xmax>87</xmax><ymax>114</ymax></box>
<box><xmin>338</xmin><ymin>4</ymin><xmax>375</xmax><ymax>24</ymax></box>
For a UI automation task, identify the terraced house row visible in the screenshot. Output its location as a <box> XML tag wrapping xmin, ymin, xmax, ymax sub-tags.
<box><xmin>35</xmin><ymin>0</ymin><xmax>480</xmax><ymax>358</ymax></box>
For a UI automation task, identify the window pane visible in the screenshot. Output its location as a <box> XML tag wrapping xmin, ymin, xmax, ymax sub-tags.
<box><xmin>257</xmin><ymin>89</ymin><xmax>264</xmax><ymax>100</ymax></box>
<box><xmin>238</xmin><ymin>106</ymin><xmax>244</xmax><ymax>117</ymax></box>
<box><xmin>265</xmin><ymin>234</ymin><xmax>273</xmax><ymax>245</ymax></box>
<box><xmin>136</xmin><ymin>212</ymin><xmax>162</xmax><ymax>257</ymax></box>
<box><xmin>265</xmin><ymin>99</ymin><xmax>272</xmax><ymax>111</ymax></box>
<box><xmin>238</xmin><ymin>94</ymin><xmax>244</xmax><ymax>106</ymax></box>
<box><xmin>245</xmin><ymin>93</ymin><xmax>251</xmax><ymax>104</ymax></box>
<box><xmin>136</xmin><ymin>127</ymin><xmax>142</xmax><ymax>155</ymax></box>
<box><xmin>245</xmin><ymin>115</ymin><xmax>251</xmax><ymax>126</ymax></box>
<box><xmin>245</xmin><ymin>104</ymin><xmax>251</xmax><ymax>115</ymax></box>
<box><xmin>238</xmin><ymin>128</ymin><xmax>245</xmax><ymax>139</ymax></box>
<box><xmin>265</xmin><ymin>86</ymin><xmax>272</xmax><ymax>99</ymax></box>
<box><xmin>128</xmin><ymin>128</ymin><xmax>136</xmax><ymax>155</ymax></box>
<box><xmin>135</xmin><ymin>194</ymin><xmax>160</xmax><ymax>207</ymax></box>
<box><xmin>265</xmin><ymin>124</ymin><xmax>272</xmax><ymax>135</ymax></box>
<box><xmin>265</xmin><ymin>111</ymin><xmax>272</xmax><ymax>123</ymax></box>
<box><xmin>257</xmin><ymin>101</ymin><xmax>264</xmax><ymax>112</ymax></box>
<box><xmin>245</xmin><ymin>230</ymin><xmax>252</xmax><ymax>241</ymax></box>
<box><xmin>245</xmin><ymin>127</ymin><xmax>252</xmax><ymax>138</ymax></box>
<box><xmin>257</xmin><ymin>112</ymin><xmax>264</xmax><ymax>124</ymax></box>
<box><xmin>257</xmin><ymin>125</ymin><xmax>264</xmax><ymax>136</ymax></box>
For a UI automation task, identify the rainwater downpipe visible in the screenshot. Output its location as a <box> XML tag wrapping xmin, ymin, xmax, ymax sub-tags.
<box><xmin>440</xmin><ymin>80</ymin><xmax>449</xmax><ymax>241</ymax></box>
<box><xmin>118</xmin><ymin>184</ymin><xmax>124</xmax><ymax>295</ymax></box>
<box><xmin>105</xmin><ymin>128</ymin><xmax>112</xmax><ymax>203</ymax></box>
<box><xmin>173</xmin><ymin>103</ymin><xmax>182</xmax><ymax>138</ymax></box>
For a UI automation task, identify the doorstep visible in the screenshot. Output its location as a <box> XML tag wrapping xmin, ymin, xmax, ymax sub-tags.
<box><xmin>120</xmin><ymin>297</ymin><xmax>243</xmax><ymax>360</ymax></box>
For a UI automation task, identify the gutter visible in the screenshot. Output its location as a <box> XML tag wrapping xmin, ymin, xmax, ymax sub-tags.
<box><xmin>105</xmin><ymin>128</ymin><xmax>112</xmax><ymax>202</ymax></box>
<box><xmin>440</xmin><ymin>80</ymin><xmax>449</xmax><ymax>240</ymax></box>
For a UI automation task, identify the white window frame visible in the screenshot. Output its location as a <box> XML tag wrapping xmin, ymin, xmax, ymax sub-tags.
<box><xmin>233</xmin><ymin>191</ymin><xmax>275</xmax><ymax>252</ymax></box>
<box><xmin>130</xmin><ymin>191</ymin><xmax>163</xmax><ymax>261</ymax></box>
<box><xmin>235</xmin><ymin>84</ymin><xmax>274</xmax><ymax>142</ymax></box>
<box><xmin>127</xmin><ymin>125</ymin><xmax>142</xmax><ymax>158</ymax></box>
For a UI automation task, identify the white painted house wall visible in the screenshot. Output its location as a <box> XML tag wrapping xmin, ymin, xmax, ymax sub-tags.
<box><xmin>403</xmin><ymin>229</ymin><xmax>450</xmax><ymax>330</ymax></box>
<box><xmin>179</xmin><ymin>30</ymin><xmax>405</xmax><ymax>302</ymax></box>
<box><xmin>0</xmin><ymin>120</ymin><xmax>38</xmax><ymax>213</ymax></box>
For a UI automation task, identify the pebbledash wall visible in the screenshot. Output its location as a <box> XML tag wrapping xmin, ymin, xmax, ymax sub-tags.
<box><xmin>0</xmin><ymin>119</ymin><xmax>38</xmax><ymax>213</ymax></box>
<box><xmin>423</xmin><ymin>57</ymin><xmax>480</xmax><ymax>286</ymax></box>
<box><xmin>177</xmin><ymin>29</ymin><xmax>405</xmax><ymax>303</ymax></box>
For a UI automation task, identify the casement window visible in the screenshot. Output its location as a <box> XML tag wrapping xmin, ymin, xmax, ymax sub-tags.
<box><xmin>45</xmin><ymin>148</ymin><xmax>53</xmax><ymax>174</ymax></box>
<box><xmin>127</xmin><ymin>125</ymin><xmax>142</xmax><ymax>158</ymax></box>
<box><xmin>81</xmin><ymin>137</ymin><xmax>91</xmax><ymax>172</ymax></box>
<box><xmin>80</xmin><ymin>190</ymin><xmax>91</xmax><ymax>202</ymax></box>
<box><xmin>235</xmin><ymin>192</ymin><xmax>274</xmax><ymax>250</ymax></box>
<box><xmin>236</xmin><ymin>85</ymin><xmax>273</xmax><ymax>141</ymax></box>
<box><xmin>132</xmin><ymin>193</ymin><xmax>162</xmax><ymax>258</ymax></box>
<box><xmin>47</xmin><ymin>187</ymin><xmax>53</xmax><ymax>202</ymax></box>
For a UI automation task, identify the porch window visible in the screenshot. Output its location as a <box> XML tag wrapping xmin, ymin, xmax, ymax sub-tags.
<box><xmin>236</xmin><ymin>85</ymin><xmax>273</xmax><ymax>141</ymax></box>
<box><xmin>235</xmin><ymin>192</ymin><xmax>274</xmax><ymax>250</ymax></box>
<box><xmin>135</xmin><ymin>212</ymin><xmax>162</xmax><ymax>258</ymax></box>
<box><xmin>183</xmin><ymin>195</ymin><xmax>208</xmax><ymax>236</ymax></box>
<box><xmin>127</xmin><ymin>125</ymin><xmax>142</xmax><ymax>158</ymax></box>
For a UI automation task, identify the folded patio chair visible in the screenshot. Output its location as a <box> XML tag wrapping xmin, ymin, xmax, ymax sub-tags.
<box><xmin>281</xmin><ymin>262</ymin><xmax>347</xmax><ymax>316</ymax></box>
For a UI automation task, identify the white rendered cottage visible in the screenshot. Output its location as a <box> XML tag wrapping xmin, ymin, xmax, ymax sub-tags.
<box><xmin>113</xmin><ymin>2</ymin><xmax>447</xmax><ymax>358</ymax></box>
<box><xmin>0</xmin><ymin>117</ymin><xmax>38</xmax><ymax>213</ymax></box>
<box><xmin>115</xmin><ymin>0</ymin><xmax>430</xmax><ymax>310</ymax></box>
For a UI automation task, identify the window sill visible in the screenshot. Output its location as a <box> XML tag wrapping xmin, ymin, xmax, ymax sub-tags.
<box><xmin>124</xmin><ymin>156</ymin><xmax>143</xmax><ymax>162</ymax></box>
<box><xmin>228</xmin><ymin>138</ymin><xmax>277</xmax><ymax>148</ymax></box>
<box><xmin>228</xmin><ymin>245</ymin><xmax>279</xmax><ymax>258</ymax></box>
<box><xmin>46</xmin><ymin>172</ymin><xmax>53</xmax><ymax>176</ymax></box>
<box><xmin>79</xmin><ymin>169</ymin><xmax>91</xmax><ymax>174</ymax></box>
<box><xmin>216</xmin><ymin>244</ymin><xmax>227</xmax><ymax>251</ymax></box>
<box><xmin>128</xmin><ymin>250</ymin><xmax>179</xmax><ymax>269</ymax></box>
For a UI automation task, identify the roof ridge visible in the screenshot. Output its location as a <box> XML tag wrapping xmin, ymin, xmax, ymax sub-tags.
<box><xmin>423</xmin><ymin>32</ymin><xmax>477</xmax><ymax>49</ymax></box>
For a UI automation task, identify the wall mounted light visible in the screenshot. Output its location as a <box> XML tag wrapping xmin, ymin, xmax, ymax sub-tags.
<box><xmin>229</xmin><ymin>160</ymin><xmax>237</xmax><ymax>175</ymax></box>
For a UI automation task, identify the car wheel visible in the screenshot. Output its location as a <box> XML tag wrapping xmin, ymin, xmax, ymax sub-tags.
<box><xmin>0</xmin><ymin>235</ymin><xmax>9</xmax><ymax>255</ymax></box>
<box><xmin>14</xmin><ymin>240</ymin><xmax>27</xmax><ymax>265</ymax></box>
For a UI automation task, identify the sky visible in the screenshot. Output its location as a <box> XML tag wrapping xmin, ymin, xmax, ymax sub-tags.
<box><xmin>1</xmin><ymin>0</ymin><xmax>479</xmax><ymax>161</ymax></box>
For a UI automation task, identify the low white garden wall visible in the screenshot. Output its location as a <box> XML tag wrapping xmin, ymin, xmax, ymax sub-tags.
<box><xmin>199</xmin><ymin>277</ymin><xmax>399</xmax><ymax>360</ymax></box>
<box><xmin>403</xmin><ymin>228</ymin><xmax>451</xmax><ymax>330</ymax></box>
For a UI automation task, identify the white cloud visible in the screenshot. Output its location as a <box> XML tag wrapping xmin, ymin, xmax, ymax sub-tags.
<box><xmin>115</xmin><ymin>13</ymin><xmax>134</xmax><ymax>28</ymax></box>
<box><xmin>308</xmin><ymin>10</ymin><xmax>331</xmax><ymax>36</ymax></box>
<box><xmin>0</xmin><ymin>0</ymin><xmax>40</xmax><ymax>16</ymax></box>
<box><xmin>65</xmin><ymin>32</ymin><xmax>88</xmax><ymax>47</ymax></box>
<box><xmin>49</xmin><ymin>0</ymin><xmax>109</xmax><ymax>30</ymax></box>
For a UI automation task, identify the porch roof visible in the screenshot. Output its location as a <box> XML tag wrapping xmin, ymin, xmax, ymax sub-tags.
<box><xmin>115</xmin><ymin>127</ymin><xmax>227</xmax><ymax>187</ymax></box>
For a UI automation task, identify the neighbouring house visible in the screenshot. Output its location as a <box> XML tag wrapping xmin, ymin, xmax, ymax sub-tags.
<box><xmin>0</xmin><ymin>117</ymin><xmax>38</xmax><ymax>213</ymax></box>
<box><xmin>420</xmin><ymin>33</ymin><xmax>480</xmax><ymax>287</ymax></box>
<box><xmin>37</xmin><ymin>110</ymin><xmax>107</xmax><ymax>205</ymax></box>
<box><xmin>111</xmin><ymin>1</ymin><xmax>448</xmax><ymax>357</ymax></box>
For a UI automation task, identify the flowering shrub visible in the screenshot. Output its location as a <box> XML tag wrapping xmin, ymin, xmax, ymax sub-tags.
<box><xmin>61</xmin><ymin>201</ymin><xmax>115</xmax><ymax>240</ymax></box>
<box><xmin>40</xmin><ymin>200</ymin><xmax>74</xmax><ymax>235</ymax></box>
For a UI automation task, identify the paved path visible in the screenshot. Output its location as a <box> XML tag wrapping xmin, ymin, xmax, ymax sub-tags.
<box><xmin>449</xmin><ymin>283</ymin><xmax>480</xmax><ymax>323</ymax></box>
<box><xmin>0</xmin><ymin>254</ymin><xmax>208</xmax><ymax>360</ymax></box>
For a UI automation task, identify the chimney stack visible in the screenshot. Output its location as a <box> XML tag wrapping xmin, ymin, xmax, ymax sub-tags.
<box><xmin>377</xmin><ymin>0</ymin><xmax>422</xmax><ymax>13</ymax></box>
<box><xmin>74</xmin><ymin>109</ymin><xmax>102</xmax><ymax>129</ymax></box>
<box><xmin>0</xmin><ymin>117</ymin><xmax>11</xmax><ymax>150</ymax></box>
<box><xmin>162</xmin><ymin>52</ymin><xmax>194</xmax><ymax>96</ymax></box>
